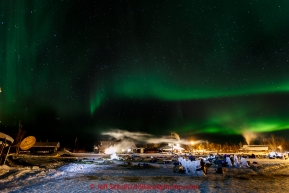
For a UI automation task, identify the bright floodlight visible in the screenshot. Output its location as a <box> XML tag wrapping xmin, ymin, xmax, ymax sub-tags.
<box><xmin>105</xmin><ymin>147</ymin><xmax>116</xmax><ymax>154</ymax></box>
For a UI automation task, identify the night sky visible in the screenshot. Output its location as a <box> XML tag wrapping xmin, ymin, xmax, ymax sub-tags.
<box><xmin>1</xmin><ymin>1</ymin><xmax>289</xmax><ymax>149</ymax></box>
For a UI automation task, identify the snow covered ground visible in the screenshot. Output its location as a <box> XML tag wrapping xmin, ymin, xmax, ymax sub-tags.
<box><xmin>1</xmin><ymin>156</ymin><xmax>289</xmax><ymax>193</ymax></box>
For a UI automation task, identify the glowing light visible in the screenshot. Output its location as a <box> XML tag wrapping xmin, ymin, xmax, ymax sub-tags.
<box><xmin>104</xmin><ymin>147</ymin><xmax>116</xmax><ymax>154</ymax></box>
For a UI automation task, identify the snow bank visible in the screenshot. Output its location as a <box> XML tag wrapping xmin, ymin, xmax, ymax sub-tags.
<box><xmin>0</xmin><ymin>157</ymin><xmax>289</xmax><ymax>192</ymax></box>
<box><xmin>0</xmin><ymin>165</ymin><xmax>10</xmax><ymax>176</ymax></box>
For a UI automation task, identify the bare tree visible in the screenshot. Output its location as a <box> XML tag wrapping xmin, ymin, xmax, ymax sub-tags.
<box><xmin>239</xmin><ymin>142</ymin><xmax>243</xmax><ymax>148</ymax></box>
<box><xmin>229</xmin><ymin>144</ymin><xmax>237</xmax><ymax>152</ymax></box>
<box><xmin>14</xmin><ymin>121</ymin><xmax>26</xmax><ymax>155</ymax></box>
<box><xmin>261</xmin><ymin>138</ymin><xmax>267</xmax><ymax>145</ymax></box>
<box><xmin>208</xmin><ymin>143</ymin><xmax>215</xmax><ymax>151</ymax></box>
<box><xmin>264</xmin><ymin>135</ymin><xmax>285</xmax><ymax>152</ymax></box>
<box><xmin>223</xmin><ymin>143</ymin><xmax>230</xmax><ymax>152</ymax></box>
<box><xmin>283</xmin><ymin>141</ymin><xmax>289</xmax><ymax>151</ymax></box>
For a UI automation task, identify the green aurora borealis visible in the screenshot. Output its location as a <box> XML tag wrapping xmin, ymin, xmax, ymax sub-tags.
<box><xmin>1</xmin><ymin>1</ymin><xmax>289</xmax><ymax>145</ymax></box>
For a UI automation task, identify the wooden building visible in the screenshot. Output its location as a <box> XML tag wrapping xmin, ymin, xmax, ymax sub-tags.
<box><xmin>31</xmin><ymin>142</ymin><xmax>60</xmax><ymax>153</ymax></box>
<box><xmin>241</xmin><ymin>145</ymin><xmax>268</xmax><ymax>152</ymax></box>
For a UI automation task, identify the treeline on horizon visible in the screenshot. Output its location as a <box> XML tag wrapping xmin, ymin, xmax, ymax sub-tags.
<box><xmin>144</xmin><ymin>135</ymin><xmax>289</xmax><ymax>153</ymax></box>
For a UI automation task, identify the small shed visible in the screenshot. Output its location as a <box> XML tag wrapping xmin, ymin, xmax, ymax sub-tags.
<box><xmin>99</xmin><ymin>141</ymin><xmax>116</xmax><ymax>153</ymax></box>
<box><xmin>118</xmin><ymin>140</ymin><xmax>137</xmax><ymax>153</ymax></box>
<box><xmin>32</xmin><ymin>142</ymin><xmax>60</xmax><ymax>153</ymax></box>
<box><xmin>241</xmin><ymin>145</ymin><xmax>268</xmax><ymax>151</ymax></box>
<box><xmin>160</xmin><ymin>144</ymin><xmax>184</xmax><ymax>153</ymax></box>
<box><xmin>98</xmin><ymin>140</ymin><xmax>139</xmax><ymax>154</ymax></box>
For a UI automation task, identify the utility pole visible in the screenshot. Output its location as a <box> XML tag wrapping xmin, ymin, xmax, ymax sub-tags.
<box><xmin>74</xmin><ymin>137</ymin><xmax>78</xmax><ymax>152</ymax></box>
<box><xmin>171</xmin><ymin>133</ymin><xmax>174</xmax><ymax>155</ymax></box>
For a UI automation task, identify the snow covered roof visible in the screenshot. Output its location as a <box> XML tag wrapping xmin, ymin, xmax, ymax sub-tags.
<box><xmin>242</xmin><ymin>145</ymin><xmax>268</xmax><ymax>151</ymax></box>
<box><xmin>0</xmin><ymin>132</ymin><xmax>14</xmax><ymax>143</ymax></box>
<box><xmin>160</xmin><ymin>145</ymin><xmax>184</xmax><ymax>151</ymax></box>
<box><xmin>32</xmin><ymin>142</ymin><xmax>60</xmax><ymax>148</ymax></box>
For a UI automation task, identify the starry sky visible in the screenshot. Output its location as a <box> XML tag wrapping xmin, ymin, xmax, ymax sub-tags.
<box><xmin>1</xmin><ymin>1</ymin><xmax>289</xmax><ymax>149</ymax></box>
